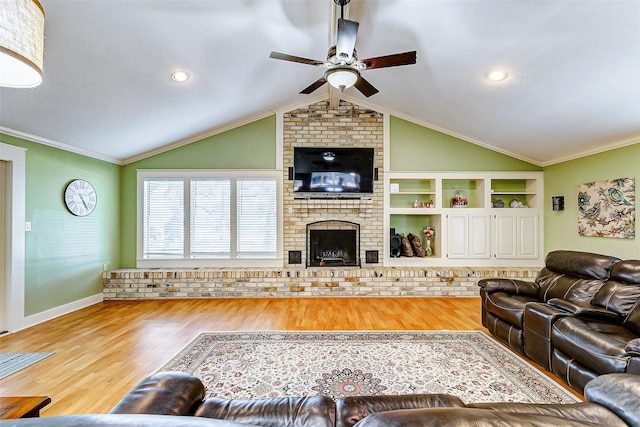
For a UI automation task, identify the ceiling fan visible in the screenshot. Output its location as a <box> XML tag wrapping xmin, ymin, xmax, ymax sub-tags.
<box><xmin>269</xmin><ymin>0</ymin><xmax>417</xmax><ymax>98</ymax></box>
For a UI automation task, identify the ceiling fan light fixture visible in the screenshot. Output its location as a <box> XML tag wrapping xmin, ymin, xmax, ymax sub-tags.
<box><xmin>325</xmin><ymin>67</ymin><xmax>359</xmax><ymax>91</ymax></box>
<box><xmin>0</xmin><ymin>0</ymin><xmax>45</xmax><ymax>88</ymax></box>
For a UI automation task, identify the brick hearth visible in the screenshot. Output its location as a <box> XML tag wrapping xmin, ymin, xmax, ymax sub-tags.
<box><xmin>102</xmin><ymin>267</ymin><xmax>538</xmax><ymax>299</ymax></box>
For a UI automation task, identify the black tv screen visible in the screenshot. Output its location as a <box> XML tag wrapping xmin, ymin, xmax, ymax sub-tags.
<box><xmin>293</xmin><ymin>147</ymin><xmax>374</xmax><ymax>197</ymax></box>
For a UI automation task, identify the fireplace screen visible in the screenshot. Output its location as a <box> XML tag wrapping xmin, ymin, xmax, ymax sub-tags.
<box><xmin>307</xmin><ymin>221</ymin><xmax>360</xmax><ymax>267</ymax></box>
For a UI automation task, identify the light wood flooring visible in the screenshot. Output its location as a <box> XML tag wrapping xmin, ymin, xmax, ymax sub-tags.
<box><xmin>0</xmin><ymin>297</ymin><xmax>581</xmax><ymax>416</ymax></box>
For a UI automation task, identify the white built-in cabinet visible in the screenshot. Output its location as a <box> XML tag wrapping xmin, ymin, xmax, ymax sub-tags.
<box><xmin>384</xmin><ymin>171</ymin><xmax>543</xmax><ymax>267</ymax></box>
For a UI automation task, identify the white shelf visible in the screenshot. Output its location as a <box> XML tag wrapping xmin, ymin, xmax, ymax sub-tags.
<box><xmin>384</xmin><ymin>171</ymin><xmax>544</xmax><ymax>267</ymax></box>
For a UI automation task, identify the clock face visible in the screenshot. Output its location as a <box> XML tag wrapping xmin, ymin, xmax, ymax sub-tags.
<box><xmin>64</xmin><ymin>179</ymin><xmax>97</xmax><ymax>216</ymax></box>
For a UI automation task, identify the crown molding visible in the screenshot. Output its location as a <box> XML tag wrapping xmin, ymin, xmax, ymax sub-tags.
<box><xmin>539</xmin><ymin>135</ymin><xmax>640</xmax><ymax>167</ymax></box>
<box><xmin>0</xmin><ymin>125</ymin><xmax>121</xmax><ymax>165</ymax></box>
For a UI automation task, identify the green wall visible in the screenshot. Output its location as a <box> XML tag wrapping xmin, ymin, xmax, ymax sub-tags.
<box><xmin>390</xmin><ymin>117</ymin><xmax>541</xmax><ymax>171</ymax></box>
<box><xmin>6</xmin><ymin>107</ymin><xmax>637</xmax><ymax>316</ymax></box>
<box><xmin>119</xmin><ymin>115</ymin><xmax>276</xmax><ymax>266</ymax></box>
<box><xmin>544</xmin><ymin>143</ymin><xmax>640</xmax><ymax>260</ymax></box>
<box><xmin>1</xmin><ymin>134</ymin><xmax>120</xmax><ymax>316</ymax></box>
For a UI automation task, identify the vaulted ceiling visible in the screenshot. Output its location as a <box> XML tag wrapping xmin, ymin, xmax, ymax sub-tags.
<box><xmin>1</xmin><ymin>0</ymin><xmax>639</xmax><ymax>166</ymax></box>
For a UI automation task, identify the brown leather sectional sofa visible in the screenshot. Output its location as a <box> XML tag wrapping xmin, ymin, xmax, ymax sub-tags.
<box><xmin>479</xmin><ymin>250</ymin><xmax>640</xmax><ymax>393</ymax></box>
<box><xmin>3</xmin><ymin>370</ymin><xmax>640</xmax><ymax>426</ymax></box>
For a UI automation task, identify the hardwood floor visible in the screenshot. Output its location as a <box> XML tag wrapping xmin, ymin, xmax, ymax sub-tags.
<box><xmin>0</xmin><ymin>297</ymin><xmax>580</xmax><ymax>416</ymax></box>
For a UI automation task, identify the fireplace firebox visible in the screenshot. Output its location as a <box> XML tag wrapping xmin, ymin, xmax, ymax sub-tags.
<box><xmin>307</xmin><ymin>221</ymin><xmax>360</xmax><ymax>267</ymax></box>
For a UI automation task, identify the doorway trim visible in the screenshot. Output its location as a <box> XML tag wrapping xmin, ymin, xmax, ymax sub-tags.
<box><xmin>1</xmin><ymin>143</ymin><xmax>26</xmax><ymax>333</ymax></box>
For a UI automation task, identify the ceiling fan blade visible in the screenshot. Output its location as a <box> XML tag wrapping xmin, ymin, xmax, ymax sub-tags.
<box><xmin>269</xmin><ymin>52</ymin><xmax>326</xmax><ymax>67</ymax></box>
<box><xmin>300</xmin><ymin>78</ymin><xmax>328</xmax><ymax>95</ymax></box>
<box><xmin>360</xmin><ymin>51</ymin><xmax>417</xmax><ymax>70</ymax></box>
<box><xmin>354</xmin><ymin>76</ymin><xmax>379</xmax><ymax>97</ymax></box>
<box><xmin>336</xmin><ymin>18</ymin><xmax>359</xmax><ymax>61</ymax></box>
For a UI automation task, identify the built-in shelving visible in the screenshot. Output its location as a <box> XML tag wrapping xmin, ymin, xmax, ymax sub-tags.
<box><xmin>384</xmin><ymin>171</ymin><xmax>544</xmax><ymax>267</ymax></box>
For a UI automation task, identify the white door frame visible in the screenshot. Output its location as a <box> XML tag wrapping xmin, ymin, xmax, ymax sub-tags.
<box><xmin>1</xmin><ymin>143</ymin><xmax>26</xmax><ymax>333</ymax></box>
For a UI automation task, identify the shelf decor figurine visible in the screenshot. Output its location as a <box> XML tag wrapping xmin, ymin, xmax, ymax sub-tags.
<box><xmin>423</xmin><ymin>226</ymin><xmax>435</xmax><ymax>256</ymax></box>
<box><xmin>451</xmin><ymin>189</ymin><xmax>468</xmax><ymax>208</ymax></box>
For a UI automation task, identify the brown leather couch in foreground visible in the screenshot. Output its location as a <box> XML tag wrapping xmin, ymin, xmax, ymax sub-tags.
<box><xmin>479</xmin><ymin>250</ymin><xmax>640</xmax><ymax>393</ymax></box>
<box><xmin>2</xmin><ymin>370</ymin><xmax>640</xmax><ymax>426</ymax></box>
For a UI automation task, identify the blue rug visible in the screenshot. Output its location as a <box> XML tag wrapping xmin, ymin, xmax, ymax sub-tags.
<box><xmin>0</xmin><ymin>352</ymin><xmax>54</xmax><ymax>380</ymax></box>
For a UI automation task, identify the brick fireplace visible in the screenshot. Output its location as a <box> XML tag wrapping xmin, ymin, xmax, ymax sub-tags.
<box><xmin>283</xmin><ymin>100</ymin><xmax>384</xmax><ymax>267</ymax></box>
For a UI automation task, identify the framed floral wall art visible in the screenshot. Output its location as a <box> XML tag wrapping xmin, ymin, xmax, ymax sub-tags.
<box><xmin>578</xmin><ymin>177</ymin><xmax>635</xmax><ymax>239</ymax></box>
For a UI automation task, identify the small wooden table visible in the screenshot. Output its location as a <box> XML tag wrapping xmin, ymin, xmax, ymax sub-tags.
<box><xmin>0</xmin><ymin>396</ymin><xmax>51</xmax><ymax>419</ymax></box>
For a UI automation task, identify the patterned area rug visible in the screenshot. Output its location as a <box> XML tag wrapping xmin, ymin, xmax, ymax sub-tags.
<box><xmin>0</xmin><ymin>352</ymin><xmax>54</xmax><ymax>380</ymax></box>
<box><xmin>160</xmin><ymin>331</ymin><xmax>579</xmax><ymax>404</ymax></box>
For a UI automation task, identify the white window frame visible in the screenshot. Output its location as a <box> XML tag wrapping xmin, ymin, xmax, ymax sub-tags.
<box><xmin>137</xmin><ymin>169</ymin><xmax>283</xmax><ymax>268</ymax></box>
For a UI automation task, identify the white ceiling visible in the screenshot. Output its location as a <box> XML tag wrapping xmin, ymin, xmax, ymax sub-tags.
<box><xmin>1</xmin><ymin>0</ymin><xmax>639</xmax><ymax>166</ymax></box>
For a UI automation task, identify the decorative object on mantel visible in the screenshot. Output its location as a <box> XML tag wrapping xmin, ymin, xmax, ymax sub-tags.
<box><xmin>578</xmin><ymin>177</ymin><xmax>635</xmax><ymax>239</ymax></box>
<box><xmin>159</xmin><ymin>331</ymin><xmax>579</xmax><ymax>404</ymax></box>
<box><xmin>510</xmin><ymin>198</ymin><xmax>527</xmax><ymax>208</ymax></box>
<box><xmin>399</xmin><ymin>233</ymin><xmax>413</xmax><ymax>257</ymax></box>
<box><xmin>412</xmin><ymin>200</ymin><xmax>433</xmax><ymax>208</ymax></box>
<box><xmin>408</xmin><ymin>233</ymin><xmax>425</xmax><ymax>257</ymax></box>
<box><xmin>0</xmin><ymin>0</ymin><xmax>45</xmax><ymax>88</ymax></box>
<box><xmin>423</xmin><ymin>226</ymin><xmax>435</xmax><ymax>257</ymax></box>
<box><xmin>492</xmin><ymin>199</ymin><xmax>505</xmax><ymax>208</ymax></box>
<box><xmin>451</xmin><ymin>189</ymin><xmax>468</xmax><ymax>208</ymax></box>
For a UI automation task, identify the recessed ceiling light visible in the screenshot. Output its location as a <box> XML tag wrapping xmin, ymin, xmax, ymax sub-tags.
<box><xmin>171</xmin><ymin>71</ymin><xmax>190</xmax><ymax>82</ymax></box>
<box><xmin>487</xmin><ymin>70</ymin><xmax>508</xmax><ymax>81</ymax></box>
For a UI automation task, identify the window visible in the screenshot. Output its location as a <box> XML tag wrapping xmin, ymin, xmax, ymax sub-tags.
<box><xmin>138</xmin><ymin>170</ymin><xmax>282</xmax><ymax>267</ymax></box>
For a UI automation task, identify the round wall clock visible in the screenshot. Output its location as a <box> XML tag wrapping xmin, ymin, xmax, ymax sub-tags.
<box><xmin>64</xmin><ymin>179</ymin><xmax>97</xmax><ymax>216</ymax></box>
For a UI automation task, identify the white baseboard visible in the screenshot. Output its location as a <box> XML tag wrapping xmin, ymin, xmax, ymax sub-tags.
<box><xmin>18</xmin><ymin>293</ymin><xmax>104</xmax><ymax>332</ymax></box>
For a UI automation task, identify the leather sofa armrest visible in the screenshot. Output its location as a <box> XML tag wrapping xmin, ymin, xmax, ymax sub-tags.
<box><xmin>477</xmin><ymin>278</ymin><xmax>539</xmax><ymax>296</ymax></box>
<box><xmin>585</xmin><ymin>373</ymin><xmax>640</xmax><ymax>427</ymax></box>
<box><xmin>110</xmin><ymin>371</ymin><xmax>206</xmax><ymax>416</ymax></box>
<box><xmin>548</xmin><ymin>298</ymin><xmax>622</xmax><ymax>322</ymax></box>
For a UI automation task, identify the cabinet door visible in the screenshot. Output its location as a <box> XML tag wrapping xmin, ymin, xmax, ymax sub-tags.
<box><xmin>469</xmin><ymin>213</ymin><xmax>491</xmax><ymax>259</ymax></box>
<box><xmin>447</xmin><ymin>213</ymin><xmax>490</xmax><ymax>259</ymax></box>
<box><xmin>447</xmin><ymin>213</ymin><xmax>468</xmax><ymax>258</ymax></box>
<box><xmin>493</xmin><ymin>213</ymin><xmax>517</xmax><ymax>259</ymax></box>
<box><xmin>518</xmin><ymin>213</ymin><xmax>539</xmax><ymax>258</ymax></box>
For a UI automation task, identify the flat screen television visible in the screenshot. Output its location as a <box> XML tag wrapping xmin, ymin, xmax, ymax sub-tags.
<box><xmin>293</xmin><ymin>147</ymin><xmax>375</xmax><ymax>198</ymax></box>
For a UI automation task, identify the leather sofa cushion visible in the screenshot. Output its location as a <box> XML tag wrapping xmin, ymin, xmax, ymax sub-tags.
<box><xmin>335</xmin><ymin>394</ymin><xmax>465</xmax><ymax>427</ymax></box>
<box><xmin>551</xmin><ymin>317</ymin><xmax>635</xmax><ymax>375</ymax></box>
<box><xmin>591</xmin><ymin>280</ymin><xmax>640</xmax><ymax>315</ymax></box>
<box><xmin>467</xmin><ymin>401</ymin><xmax>626</xmax><ymax>426</ymax></box>
<box><xmin>110</xmin><ymin>371</ymin><xmax>205</xmax><ymax>416</ymax></box>
<box><xmin>611</xmin><ymin>260</ymin><xmax>640</xmax><ymax>284</ymax></box>
<box><xmin>484</xmin><ymin>292</ymin><xmax>538</xmax><ymax>328</ymax></box>
<box><xmin>624</xmin><ymin>303</ymin><xmax>640</xmax><ymax>335</ymax></box>
<box><xmin>585</xmin><ymin>373</ymin><xmax>640</xmax><ymax>427</ymax></box>
<box><xmin>195</xmin><ymin>395</ymin><xmax>335</xmax><ymax>427</ymax></box>
<box><xmin>536</xmin><ymin>268</ymin><xmax>605</xmax><ymax>304</ymax></box>
<box><xmin>351</xmin><ymin>407</ymin><xmax>618</xmax><ymax>427</ymax></box>
<box><xmin>544</xmin><ymin>250</ymin><xmax>621</xmax><ymax>281</ymax></box>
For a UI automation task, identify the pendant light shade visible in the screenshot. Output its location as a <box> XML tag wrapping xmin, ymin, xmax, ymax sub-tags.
<box><xmin>325</xmin><ymin>67</ymin><xmax>359</xmax><ymax>91</ymax></box>
<box><xmin>0</xmin><ymin>0</ymin><xmax>45</xmax><ymax>88</ymax></box>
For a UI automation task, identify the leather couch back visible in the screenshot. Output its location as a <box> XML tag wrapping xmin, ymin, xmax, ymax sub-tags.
<box><xmin>592</xmin><ymin>260</ymin><xmax>640</xmax><ymax>317</ymax></box>
<box><xmin>195</xmin><ymin>396</ymin><xmax>335</xmax><ymax>427</ymax></box>
<box><xmin>536</xmin><ymin>251</ymin><xmax>621</xmax><ymax>303</ymax></box>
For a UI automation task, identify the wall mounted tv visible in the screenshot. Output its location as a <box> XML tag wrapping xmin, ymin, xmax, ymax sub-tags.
<box><xmin>293</xmin><ymin>147</ymin><xmax>375</xmax><ymax>198</ymax></box>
